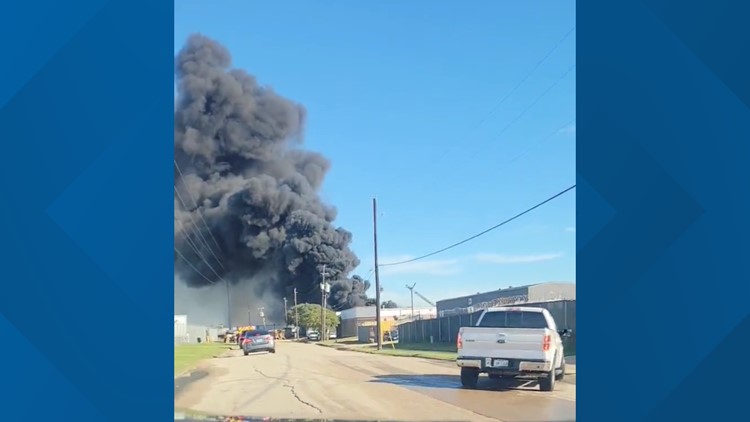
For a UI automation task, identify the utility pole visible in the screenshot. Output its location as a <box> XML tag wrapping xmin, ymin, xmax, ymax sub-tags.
<box><xmin>225</xmin><ymin>279</ymin><xmax>232</xmax><ymax>328</ymax></box>
<box><xmin>293</xmin><ymin>288</ymin><xmax>299</xmax><ymax>339</ymax></box>
<box><xmin>320</xmin><ymin>265</ymin><xmax>330</xmax><ymax>339</ymax></box>
<box><xmin>283</xmin><ymin>297</ymin><xmax>288</xmax><ymax>326</ymax></box>
<box><xmin>373</xmin><ymin>198</ymin><xmax>383</xmax><ymax>350</ymax></box>
<box><xmin>258</xmin><ymin>307</ymin><xmax>266</xmax><ymax>329</ymax></box>
<box><xmin>406</xmin><ymin>283</ymin><xmax>416</xmax><ymax>320</ymax></box>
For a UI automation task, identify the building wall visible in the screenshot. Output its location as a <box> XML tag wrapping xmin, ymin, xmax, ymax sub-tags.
<box><xmin>341</xmin><ymin>317</ymin><xmax>366</xmax><ymax>338</ymax></box>
<box><xmin>528</xmin><ymin>282</ymin><xmax>576</xmax><ymax>302</ymax></box>
<box><xmin>436</xmin><ymin>286</ymin><xmax>530</xmax><ymax>315</ymax></box>
<box><xmin>338</xmin><ymin>306</ymin><xmax>436</xmax><ymax>337</ymax></box>
<box><xmin>338</xmin><ymin>306</ymin><xmax>436</xmax><ymax>321</ymax></box>
<box><xmin>436</xmin><ymin>282</ymin><xmax>576</xmax><ymax>315</ymax></box>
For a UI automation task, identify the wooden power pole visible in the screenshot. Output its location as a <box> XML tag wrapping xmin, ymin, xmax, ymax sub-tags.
<box><xmin>293</xmin><ymin>288</ymin><xmax>299</xmax><ymax>339</ymax></box>
<box><xmin>373</xmin><ymin>198</ymin><xmax>383</xmax><ymax>350</ymax></box>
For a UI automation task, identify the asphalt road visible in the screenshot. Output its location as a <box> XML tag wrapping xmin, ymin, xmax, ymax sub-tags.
<box><xmin>175</xmin><ymin>341</ymin><xmax>576</xmax><ymax>422</ymax></box>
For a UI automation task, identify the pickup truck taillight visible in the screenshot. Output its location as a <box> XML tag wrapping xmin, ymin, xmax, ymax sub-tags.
<box><xmin>457</xmin><ymin>330</ymin><xmax>463</xmax><ymax>350</ymax></box>
<box><xmin>542</xmin><ymin>334</ymin><xmax>551</xmax><ymax>351</ymax></box>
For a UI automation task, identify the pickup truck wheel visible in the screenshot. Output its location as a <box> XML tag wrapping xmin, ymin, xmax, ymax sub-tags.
<box><xmin>460</xmin><ymin>368</ymin><xmax>479</xmax><ymax>388</ymax></box>
<box><xmin>539</xmin><ymin>368</ymin><xmax>556</xmax><ymax>391</ymax></box>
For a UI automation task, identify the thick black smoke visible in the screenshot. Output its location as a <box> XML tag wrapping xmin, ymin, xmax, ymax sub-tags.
<box><xmin>174</xmin><ymin>34</ymin><xmax>368</xmax><ymax>310</ymax></box>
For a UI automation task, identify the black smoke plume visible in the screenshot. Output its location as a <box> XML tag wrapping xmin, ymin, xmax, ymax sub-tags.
<box><xmin>174</xmin><ymin>34</ymin><xmax>368</xmax><ymax>311</ymax></box>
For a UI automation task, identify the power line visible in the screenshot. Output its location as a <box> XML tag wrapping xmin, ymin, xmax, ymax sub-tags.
<box><xmin>495</xmin><ymin>118</ymin><xmax>576</xmax><ymax>170</ymax></box>
<box><xmin>175</xmin><ymin>218</ymin><xmax>224</xmax><ymax>282</ymax></box>
<box><xmin>174</xmin><ymin>247</ymin><xmax>216</xmax><ymax>285</ymax></box>
<box><xmin>475</xmin><ymin>26</ymin><xmax>576</xmax><ymax>128</ymax></box>
<box><xmin>429</xmin><ymin>26</ymin><xmax>576</xmax><ymax>167</ymax></box>
<box><xmin>174</xmin><ymin>160</ymin><xmax>226</xmax><ymax>261</ymax></box>
<box><xmin>465</xmin><ymin>64</ymin><xmax>576</xmax><ymax>163</ymax></box>
<box><xmin>429</xmin><ymin>118</ymin><xmax>576</xmax><ymax>195</ymax></box>
<box><xmin>417</xmin><ymin>64</ymin><xmax>575</xmax><ymax>196</ymax></box>
<box><xmin>173</xmin><ymin>165</ymin><xmax>234</xmax><ymax>328</ymax></box>
<box><xmin>174</xmin><ymin>185</ymin><xmax>225</xmax><ymax>270</ymax></box>
<box><xmin>379</xmin><ymin>184</ymin><xmax>576</xmax><ymax>267</ymax></box>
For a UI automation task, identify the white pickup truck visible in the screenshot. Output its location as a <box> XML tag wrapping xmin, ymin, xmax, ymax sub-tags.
<box><xmin>456</xmin><ymin>306</ymin><xmax>570</xmax><ymax>391</ymax></box>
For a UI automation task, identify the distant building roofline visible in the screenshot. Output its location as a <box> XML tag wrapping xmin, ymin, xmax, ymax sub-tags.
<box><xmin>436</xmin><ymin>281</ymin><xmax>575</xmax><ymax>304</ymax></box>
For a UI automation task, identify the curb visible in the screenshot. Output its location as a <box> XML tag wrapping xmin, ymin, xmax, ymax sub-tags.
<box><xmin>317</xmin><ymin>342</ymin><xmax>578</xmax><ymax>374</ymax></box>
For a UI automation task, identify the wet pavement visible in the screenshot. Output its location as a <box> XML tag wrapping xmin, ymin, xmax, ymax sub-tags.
<box><xmin>175</xmin><ymin>341</ymin><xmax>575</xmax><ymax>421</ymax></box>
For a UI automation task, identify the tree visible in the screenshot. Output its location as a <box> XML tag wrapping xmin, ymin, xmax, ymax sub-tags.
<box><xmin>287</xmin><ymin>303</ymin><xmax>339</xmax><ymax>332</ymax></box>
<box><xmin>382</xmin><ymin>300</ymin><xmax>399</xmax><ymax>308</ymax></box>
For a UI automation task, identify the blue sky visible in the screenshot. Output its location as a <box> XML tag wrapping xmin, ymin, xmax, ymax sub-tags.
<box><xmin>175</xmin><ymin>1</ymin><xmax>576</xmax><ymax>307</ymax></box>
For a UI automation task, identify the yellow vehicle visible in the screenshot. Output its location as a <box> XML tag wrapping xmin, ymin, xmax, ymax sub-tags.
<box><xmin>236</xmin><ymin>325</ymin><xmax>256</xmax><ymax>342</ymax></box>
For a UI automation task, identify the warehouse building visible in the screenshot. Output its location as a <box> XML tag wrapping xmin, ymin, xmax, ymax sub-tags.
<box><xmin>436</xmin><ymin>282</ymin><xmax>575</xmax><ymax>316</ymax></box>
<box><xmin>337</xmin><ymin>306</ymin><xmax>436</xmax><ymax>338</ymax></box>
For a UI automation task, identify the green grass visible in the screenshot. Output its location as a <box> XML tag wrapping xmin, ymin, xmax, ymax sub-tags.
<box><xmin>174</xmin><ymin>343</ymin><xmax>234</xmax><ymax>376</ymax></box>
<box><xmin>352</xmin><ymin>342</ymin><xmax>458</xmax><ymax>361</ymax></box>
<box><xmin>374</xmin><ymin>343</ymin><xmax>456</xmax><ymax>360</ymax></box>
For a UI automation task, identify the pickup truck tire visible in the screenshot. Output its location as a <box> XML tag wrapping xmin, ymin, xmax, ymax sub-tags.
<box><xmin>460</xmin><ymin>368</ymin><xmax>479</xmax><ymax>388</ymax></box>
<box><xmin>539</xmin><ymin>370</ymin><xmax>556</xmax><ymax>391</ymax></box>
<box><xmin>539</xmin><ymin>363</ymin><xmax>557</xmax><ymax>391</ymax></box>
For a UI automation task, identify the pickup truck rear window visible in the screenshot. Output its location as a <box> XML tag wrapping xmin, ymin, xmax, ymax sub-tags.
<box><xmin>478</xmin><ymin>311</ymin><xmax>548</xmax><ymax>329</ymax></box>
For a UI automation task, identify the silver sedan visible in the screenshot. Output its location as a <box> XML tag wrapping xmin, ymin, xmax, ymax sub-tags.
<box><xmin>241</xmin><ymin>330</ymin><xmax>276</xmax><ymax>355</ymax></box>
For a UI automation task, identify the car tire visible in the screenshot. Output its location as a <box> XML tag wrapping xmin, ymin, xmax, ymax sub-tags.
<box><xmin>243</xmin><ymin>350</ymin><xmax>249</xmax><ymax>356</ymax></box>
<box><xmin>539</xmin><ymin>360</ymin><xmax>557</xmax><ymax>392</ymax></box>
<box><xmin>460</xmin><ymin>368</ymin><xmax>479</xmax><ymax>389</ymax></box>
<box><xmin>270</xmin><ymin>348</ymin><xmax>276</xmax><ymax>354</ymax></box>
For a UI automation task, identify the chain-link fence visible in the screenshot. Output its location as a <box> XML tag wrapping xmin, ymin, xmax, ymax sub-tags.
<box><xmin>398</xmin><ymin>300</ymin><xmax>576</xmax><ymax>351</ymax></box>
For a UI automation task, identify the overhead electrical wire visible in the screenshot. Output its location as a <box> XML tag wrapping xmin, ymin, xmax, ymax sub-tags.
<box><xmin>175</xmin><ymin>218</ymin><xmax>223</xmax><ymax>279</ymax></box>
<box><xmin>173</xmin><ymin>161</ymin><xmax>235</xmax><ymax>288</ymax></box>
<box><xmin>475</xmin><ymin>26</ymin><xmax>576</xmax><ymax>128</ymax></box>
<box><xmin>174</xmin><ymin>185</ymin><xmax>225</xmax><ymax>270</ymax></box>
<box><xmin>428</xmin><ymin>26</ymin><xmax>576</xmax><ymax>168</ymax></box>
<box><xmin>464</xmin><ymin>63</ymin><xmax>576</xmax><ymax>162</ymax></box>
<box><xmin>495</xmin><ymin>118</ymin><xmax>576</xmax><ymax>170</ymax></box>
<box><xmin>416</xmin><ymin>64</ymin><xmax>576</xmax><ymax>196</ymax></box>
<box><xmin>174</xmin><ymin>160</ymin><xmax>226</xmax><ymax>260</ymax></box>
<box><xmin>379</xmin><ymin>184</ymin><xmax>576</xmax><ymax>267</ymax></box>
<box><xmin>174</xmin><ymin>247</ymin><xmax>216</xmax><ymax>285</ymax></box>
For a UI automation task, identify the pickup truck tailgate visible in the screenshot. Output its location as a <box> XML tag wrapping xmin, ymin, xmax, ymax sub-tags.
<box><xmin>460</xmin><ymin>328</ymin><xmax>548</xmax><ymax>360</ymax></box>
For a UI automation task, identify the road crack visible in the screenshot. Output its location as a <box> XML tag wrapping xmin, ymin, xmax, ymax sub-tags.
<box><xmin>282</xmin><ymin>381</ymin><xmax>323</xmax><ymax>413</ymax></box>
<box><xmin>253</xmin><ymin>367</ymin><xmax>284</xmax><ymax>381</ymax></box>
<box><xmin>253</xmin><ymin>367</ymin><xmax>322</xmax><ymax>413</ymax></box>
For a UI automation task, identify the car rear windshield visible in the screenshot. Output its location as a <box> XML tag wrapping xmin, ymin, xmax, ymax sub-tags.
<box><xmin>478</xmin><ymin>311</ymin><xmax>549</xmax><ymax>329</ymax></box>
<box><xmin>244</xmin><ymin>330</ymin><xmax>270</xmax><ymax>337</ymax></box>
